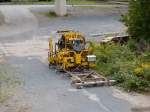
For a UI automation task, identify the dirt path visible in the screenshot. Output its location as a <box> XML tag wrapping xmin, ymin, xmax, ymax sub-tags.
<box><xmin>0</xmin><ymin>5</ymin><xmax>149</xmax><ymax>112</ymax></box>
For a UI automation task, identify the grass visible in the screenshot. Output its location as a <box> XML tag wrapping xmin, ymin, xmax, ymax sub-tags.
<box><xmin>0</xmin><ymin>0</ymin><xmax>128</xmax><ymax>5</ymax></box>
<box><xmin>0</xmin><ymin>63</ymin><xmax>22</xmax><ymax>103</ymax></box>
<box><xmin>39</xmin><ymin>11</ymin><xmax>69</xmax><ymax>18</ymax></box>
<box><xmin>68</xmin><ymin>0</ymin><xmax>128</xmax><ymax>5</ymax></box>
<box><xmin>8</xmin><ymin>1</ymin><xmax>54</xmax><ymax>5</ymax></box>
<box><xmin>69</xmin><ymin>0</ymin><xmax>128</xmax><ymax>5</ymax></box>
<box><xmin>68</xmin><ymin>0</ymin><xmax>99</xmax><ymax>5</ymax></box>
<box><xmin>29</xmin><ymin>1</ymin><xmax>53</xmax><ymax>5</ymax></box>
<box><xmin>39</xmin><ymin>11</ymin><xmax>58</xmax><ymax>18</ymax></box>
<box><xmin>92</xmin><ymin>41</ymin><xmax>150</xmax><ymax>92</ymax></box>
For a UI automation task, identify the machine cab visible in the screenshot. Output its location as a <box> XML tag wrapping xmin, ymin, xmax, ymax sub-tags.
<box><xmin>58</xmin><ymin>31</ymin><xmax>85</xmax><ymax>52</ymax></box>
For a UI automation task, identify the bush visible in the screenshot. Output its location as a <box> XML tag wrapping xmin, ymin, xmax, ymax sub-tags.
<box><xmin>93</xmin><ymin>43</ymin><xmax>150</xmax><ymax>92</ymax></box>
<box><xmin>93</xmin><ymin>43</ymin><xmax>136</xmax><ymax>75</ymax></box>
<box><xmin>122</xmin><ymin>0</ymin><xmax>150</xmax><ymax>42</ymax></box>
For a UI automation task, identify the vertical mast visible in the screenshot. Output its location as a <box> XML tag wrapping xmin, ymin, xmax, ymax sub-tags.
<box><xmin>55</xmin><ymin>0</ymin><xmax>67</xmax><ymax>16</ymax></box>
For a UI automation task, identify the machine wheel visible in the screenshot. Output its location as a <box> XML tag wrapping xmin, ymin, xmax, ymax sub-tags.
<box><xmin>48</xmin><ymin>63</ymin><xmax>51</xmax><ymax>69</ymax></box>
<box><xmin>48</xmin><ymin>63</ymin><xmax>54</xmax><ymax>69</ymax></box>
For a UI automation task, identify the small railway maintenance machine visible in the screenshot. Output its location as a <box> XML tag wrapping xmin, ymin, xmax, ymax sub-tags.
<box><xmin>48</xmin><ymin>30</ymin><xmax>115</xmax><ymax>88</ymax></box>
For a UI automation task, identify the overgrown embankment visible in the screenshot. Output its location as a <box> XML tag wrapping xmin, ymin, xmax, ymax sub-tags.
<box><xmin>93</xmin><ymin>0</ymin><xmax>150</xmax><ymax>93</ymax></box>
<box><xmin>93</xmin><ymin>41</ymin><xmax>150</xmax><ymax>92</ymax></box>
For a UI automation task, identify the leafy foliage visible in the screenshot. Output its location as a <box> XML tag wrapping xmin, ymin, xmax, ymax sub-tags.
<box><xmin>122</xmin><ymin>0</ymin><xmax>150</xmax><ymax>42</ymax></box>
<box><xmin>93</xmin><ymin>43</ymin><xmax>150</xmax><ymax>92</ymax></box>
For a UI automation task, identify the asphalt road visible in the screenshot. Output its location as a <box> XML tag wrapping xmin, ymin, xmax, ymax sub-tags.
<box><xmin>0</xmin><ymin>5</ymin><xmax>135</xmax><ymax>112</ymax></box>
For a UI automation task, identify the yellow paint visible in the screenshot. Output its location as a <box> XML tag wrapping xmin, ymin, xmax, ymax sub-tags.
<box><xmin>48</xmin><ymin>30</ymin><xmax>96</xmax><ymax>70</ymax></box>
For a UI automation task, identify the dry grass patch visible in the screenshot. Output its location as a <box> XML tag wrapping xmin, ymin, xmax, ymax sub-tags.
<box><xmin>0</xmin><ymin>62</ymin><xmax>22</xmax><ymax>103</ymax></box>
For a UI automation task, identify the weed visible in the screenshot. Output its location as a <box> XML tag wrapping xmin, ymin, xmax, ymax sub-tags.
<box><xmin>93</xmin><ymin>42</ymin><xmax>150</xmax><ymax>92</ymax></box>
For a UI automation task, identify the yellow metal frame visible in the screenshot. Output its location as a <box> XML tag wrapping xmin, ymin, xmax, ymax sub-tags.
<box><xmin>48</xmin><ymin>31</ymin><xmax>95</xmax><ymax>70</ymax></box>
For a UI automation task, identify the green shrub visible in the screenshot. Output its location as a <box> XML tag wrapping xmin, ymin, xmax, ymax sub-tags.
<box><xmin>94</xmin><ymin>43</ymin><xmax>136</xmax><ymax>75</ymax></box>
<box><xmin>93</xmin><ymin>42</ymin><xmax>150</xmax><ymax>92</ymax></box>
<box><xmin>122</xmin><ymin>0</ymin><xmax>150</xmax><ymax>42</ymax></box>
